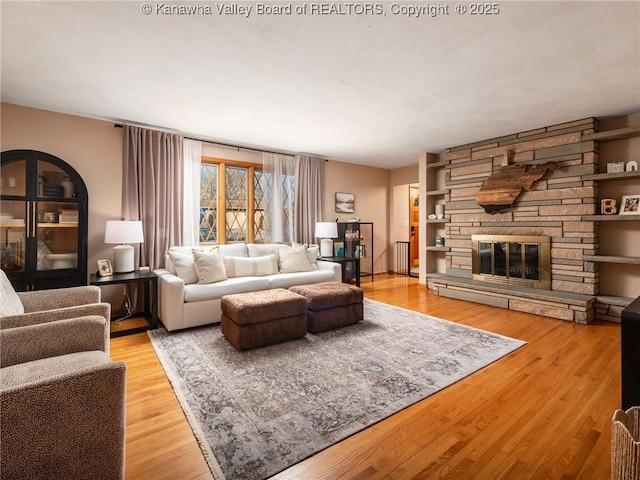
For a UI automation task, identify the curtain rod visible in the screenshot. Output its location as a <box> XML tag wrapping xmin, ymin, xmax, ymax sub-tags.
<box><xmin>113</xmin><ymin>123</ymin><xmax>327</xmax><ymax>160</ymax></box>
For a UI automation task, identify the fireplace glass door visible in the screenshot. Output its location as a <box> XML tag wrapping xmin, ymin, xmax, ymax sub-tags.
<box><xmin>472</xmin><ymin>235</ymin><xmax>550</xmax><ymax>289</ymax></box>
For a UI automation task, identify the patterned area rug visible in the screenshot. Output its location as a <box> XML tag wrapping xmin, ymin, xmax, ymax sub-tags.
<box><xmin>148</xmin><ymin>298</ymin><xmax>525</xmax><ymax>480</ymax></box>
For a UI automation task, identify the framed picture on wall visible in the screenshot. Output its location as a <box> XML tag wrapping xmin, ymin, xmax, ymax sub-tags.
<box><xmin>335</xmin><ymin>192</ymin><xmax>355</xmax><ymax>213</ymax></box>
<box><xmin>620</xmin><ymin>195</ymin><xmax>640</xmax><ymax>215</ymax></box>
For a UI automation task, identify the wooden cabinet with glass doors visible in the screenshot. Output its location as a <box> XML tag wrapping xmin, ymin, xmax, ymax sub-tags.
<box><xmin>1</xmin><ymin>150</ymin><xmax>88</xmax><ymax>291</ymax></box>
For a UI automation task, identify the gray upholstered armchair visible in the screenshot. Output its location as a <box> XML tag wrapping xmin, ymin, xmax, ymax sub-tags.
<box><xmin>0</xmin><ymin>270</ymin><xmax>126</xmax><ymax>480</ymax></box>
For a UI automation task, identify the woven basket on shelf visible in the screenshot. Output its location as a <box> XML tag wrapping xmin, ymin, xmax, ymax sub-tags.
<box><xmin>612</xmin><ymin>407</ymin><xmax>640</xmax><ymax>480</ymax></box>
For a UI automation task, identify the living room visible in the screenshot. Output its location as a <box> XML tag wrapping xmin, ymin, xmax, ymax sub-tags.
<box><xmin>2</xmin><ymin>1</ymin><xmax>640</xmax><ymax>479</ymax></box>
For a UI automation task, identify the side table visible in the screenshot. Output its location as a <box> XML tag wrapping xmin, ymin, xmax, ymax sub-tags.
<box><xmin>319</xmin><ymin>256</ymin><xmax>361</xmax><ymax>287</ymax></box>
<box><xmin>90</xmin><ymin>270</ymin><xmax>158</xmax><ymax>337</ymax></box>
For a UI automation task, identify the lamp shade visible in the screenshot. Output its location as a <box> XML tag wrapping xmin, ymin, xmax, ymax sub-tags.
<box><xmin>315</xmin><ymin>222</ymin><xmax>338</xmax><ymax>258</ymax></box>
<box><xmin>104</xmin><ymin>220</ymin><xmax>144</xmax><ymax>273</ymax></box>
<box><xmin>104</xmin><ymin>220</ymin><xmax>144</xmax><ymax>244</ymax></box>
<box><xmin>314</xmin><ymin>222</ymin><xmax>338</xmax><ymax>239</ymax></box>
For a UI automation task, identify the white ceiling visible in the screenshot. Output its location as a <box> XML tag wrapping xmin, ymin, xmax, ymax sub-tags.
<box><xmin>2</xmin><ymin>1</ymin><xmax>639</xmax><ymax>168</ymax></box>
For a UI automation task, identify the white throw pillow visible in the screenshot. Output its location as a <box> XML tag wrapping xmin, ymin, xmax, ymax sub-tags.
<box><xmin>223</xmin><ymin>255</ymin><xmax>278</xmax><ymax>278</ymax></box>
<box><xmin>277</xmin><ymin>243</ymin><xmax>313</xmax><ymax>273</ymax></box>
<box><xmin>307</xmin><ymin>244</ymin><xmax>320</xmax><ymax>269</ymax></box>
<box><xmin>0</xmin><ymin>269</ymin><xmax>24</xmax><ymax>317</ymax></box>
<box><xmin>193</xmin><ymin>250</ymin><xmax>227</xmax><ymax>284</ymax></box>
<box><xmin>168</xmin><ymin>251</ymin><xmax>199</xmax><ymax>285</ymax></box>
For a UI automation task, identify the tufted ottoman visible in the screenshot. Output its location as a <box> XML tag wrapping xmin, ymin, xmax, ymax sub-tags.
<box><xmin>220</xmin><ymin>288</ymin><xmax>308</xmax><ymax>350</ymax></box>
<box><xmin>289</xmin><ymin>282</ymin><xmax>364</xmax><ymax>333</ymax></box>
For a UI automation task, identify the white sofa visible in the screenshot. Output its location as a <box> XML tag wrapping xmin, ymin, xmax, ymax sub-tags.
<box><xmin>154</xmin><ymin>243</ymin><xmax>341</xmax><ymax>331</ymax></box>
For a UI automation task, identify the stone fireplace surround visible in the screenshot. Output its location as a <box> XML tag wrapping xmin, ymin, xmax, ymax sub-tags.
<box><xmin>428</xmin><ymin>117</ymin><xmax>603</xmax><ymax>324</ymax></box>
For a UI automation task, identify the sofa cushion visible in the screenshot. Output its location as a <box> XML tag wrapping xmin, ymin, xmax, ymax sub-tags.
<box><xmin>193</xmin><ymin>250</ymin><xmax>227</xmax><ymax>284</ymax></box>
<box><xmin>247</xmin><ymin>244</ymin><xmax>279</xmax><ymax>257</ymax></box>
<box><xmin>167</xmin><ymin>250</ymin><xmax>199</xmax><ymax>284</ymax></box>
<box><xmin>267</xmin><ymin>269</ymin><xmax>335</xmax><ymax>289</ymax></box>
<box><xmin>307</xmin><ymin>244</ymin><xmax>320</xmax><ymax>265</ymax></box>
<box><xmin>277</xmin><ymin>243</ymin><xmax>313</xmax><ymax>273</ymax></box>
<box><xmin>0</xmin><ymin>270</ymin><xmax>24</xmax><ymax>317</ymax></box>
<box><xmin>183</xmin><ymin>276</ymin><xmax>271</xmax><ymax>302</ymax></box>
<box><xmin>218</xmin><ymin>243</ymin><xmax>248</xmax><ymax>257</ymax></box>
<box><xmin>223</xmin><ymin>255</ymin><xmax>278</xmax><ymax>278</ymax></box>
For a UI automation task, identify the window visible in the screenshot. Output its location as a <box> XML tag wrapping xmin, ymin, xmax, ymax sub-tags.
<box><xmin>199</xmin><ymin>157</ymin><xmax>294</xmax><ymax>244</ymax></box>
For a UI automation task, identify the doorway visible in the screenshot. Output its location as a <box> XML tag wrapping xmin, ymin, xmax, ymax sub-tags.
<box><xmin>409</xmin><ymin>184</ymin><xmax>419</xmax><ymax>276</ymax></box>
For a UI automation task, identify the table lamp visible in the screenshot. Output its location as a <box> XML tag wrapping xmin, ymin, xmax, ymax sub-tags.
<box><xmin>104</xmin><ymin>220</ymin><xmax>144</xmax><ymax>273</ymax></box>
<box><xmin>315</xmin><ymin>222</ymin><xmax>338</xmax><ymax>258</ymax></box>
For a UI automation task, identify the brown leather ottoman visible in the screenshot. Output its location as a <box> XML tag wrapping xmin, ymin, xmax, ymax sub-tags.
<box><xmin>220</xmin><ymin>288</ymin><xmax>308</xmax><ymax>350</ymax></box>
<box><xmin>289</xmin><ymin>282</ymin><xmax>364</xmax><ymax>333</ymax></box>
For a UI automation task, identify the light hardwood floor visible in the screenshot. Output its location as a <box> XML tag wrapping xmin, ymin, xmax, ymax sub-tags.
<box><xmin>110</xmin><ymin>274</ymin><xmax>621</xmax><ymax>479</ymax></box>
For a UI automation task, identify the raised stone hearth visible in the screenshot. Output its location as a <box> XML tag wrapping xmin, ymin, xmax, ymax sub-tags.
<box><xmin>430</xmin><ymin>276</ymin><xmax>594</xmax><ymax>324</ymax></box>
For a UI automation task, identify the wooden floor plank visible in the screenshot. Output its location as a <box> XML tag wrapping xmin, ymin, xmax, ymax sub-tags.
<box><xmin>110</xmin><ymin>274</ymin><xmax>621</xmax><ymax>480</ymax></box>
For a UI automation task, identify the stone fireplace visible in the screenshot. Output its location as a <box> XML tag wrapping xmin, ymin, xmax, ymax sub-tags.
<box><xmin>425</xmin><ymin>117</ymin><xmax>602</xmax><ymax>324</ymax></box>
<box><xmin>471</xmin><ymin>235</ymin><xmax>550</xmax><ymax>290</ymax></box>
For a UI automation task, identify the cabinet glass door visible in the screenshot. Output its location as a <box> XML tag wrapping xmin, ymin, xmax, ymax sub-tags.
<box><xmin>2</xmin><ymin>149</ymin><xmax>88</xmax><ymax>291</ymax></box>
<box><xmin>1</xmin><ymin>158</ymin><xmax>27</xmax><ymax>273</ymax></box>
<box><xmin>36</xmin><ymin>160</ymin><xmax>79</xmax><ymax>271</ymax></box>
<box><xmin>0</xmin><ymin>199</ymin><xmax>27</xmax><ymax>272</ymax></box>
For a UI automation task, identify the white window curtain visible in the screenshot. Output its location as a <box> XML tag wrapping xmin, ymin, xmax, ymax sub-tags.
<box><xmin>263</xmin><ymin>152</ymin><xmax>295</xmax><ymax>243</ymax></box>
<box><xmin>183</xmin><ymin>139</ymin><xmax>202</xmax><ymax>246</ymax></box>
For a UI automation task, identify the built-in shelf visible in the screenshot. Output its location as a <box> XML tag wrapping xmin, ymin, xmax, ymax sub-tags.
<box><xmin>38</xmin><ymin>223</ymin><xmax>79</xmax><ymax>228</ymax></box>
<box><xmin>425</xmin><ymin>189</ymin><xmax>447</xmax><ymax>196</ymax></box>
<box><xmin>582</xmin><ymin>171</ymin><xmax>640</xmax><ymax>182</ymax></box>
<box><xmin>426</xmin><ymin>219</ymin><xmax>449</xmax><ymax>223</ymax></box>
<box><xmin>584</xmin><ymin>255</ymin><xmax>640</xmax><ymax>265</ymax></box>
<box><xmin>582</xmin><ymin>215</ymin><xmax>640</xmax><ymax>221</ymax></box>
<box><xmin>426</xmin><ymin>160</ymin><xmax>449</xmax><ymax>169</ymax></box>
<box><xmin>582</xmin><ymin>126</ymin><xmax>640</xmax><ymax>142</ymax></box>
<box><xmin>426</xmin><ymin>246</ymin><xmax>450</xmax><ymax>252</ymax></box>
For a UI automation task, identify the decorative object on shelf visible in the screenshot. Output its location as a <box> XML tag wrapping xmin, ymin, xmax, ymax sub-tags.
<box><xmin>335</xmin><ymin>192</ymin><xmax>355</xmax><ymax>214</ymax></box>
<box><xmin>97</xmin><ymin>259</ymin><xmax>113</xmax><ymax>276</ymax></box>
<box><xmin>334</xmin><ymin>241</ymin><xmax>344</xmax><ymax>257</ymax></box>
<box><xmin>475</xmin><ymin>161</ymin><xmax>560</xmax><ymax>214</ymax></box>
<box><xmin>428</xmin><ymin>213</ymin><xmax>437</xmax><ymax>220</ymax></box>
<box><xmin>626</xmin><ymin>161</ymin><xmax>638</xmax><ymax>172</ymax></box>
<box><xmin>435</xmin><ymin>236</ymin><xmax>445</xmax><ymax>247</ymax></box>
<box><xmin>43</xmin><ymin>212</ymin><xmax>57</xmax><ymax>223</ymax></box>
<box><xmin>61</xmin><ymin>176</ymin><xmax>74</xmax><ymax>197</ymax></box>
<box><xmin>0</xmin><ymin>240</ymin><xmax>21</xmax><ymax>271</ymax></box>
<box><xmin>435</xmin><ymin>204</ymin><xmax>444</xmax><ymax>219</ymax></box>
<box><xmin>607</xmin><ymin>162</ymin><xmax>625</xmax><ymax>173</ymax></box>
<box><xmin>356</xmin><ymin>245</ymin><xmax>366</xmax><ymax>257</ymax></box>
<box><xmin>58</xmin><ymin>209</ymin><xmax>79</xmax><ymax>224</ymax></box>
<box><xmin>314</xmin><ymin>221</ymin><xmax>338</xmax><ymax>257</ymax></box>
<box><xmin>104</xmin><ymin>220</ymin><xmax>144</xmax><ymax>273</ymax></box>
<box><xmin>46</xmin><ymin>252</ymin><xmax>75</xmax><ymax>269</ymax></box>
<box><xmin>601</xmin><ymin>198</ymin><xmax>617</xmax><ymax>215</ymax></box>
<box><xmin>620</xmin><ymin>195</ymin><xmax>640</xmax><ymax>215</ymax></box>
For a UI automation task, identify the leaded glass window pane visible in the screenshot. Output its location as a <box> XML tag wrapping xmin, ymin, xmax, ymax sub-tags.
<box><xmin>199</xmin><ymin>164</ymin><xmax>217</xmax><ymax>243</ymax></box>
<box><xmin>225</xmin><ymin>166</ymin><xmax>247</xmax><ymax>242</ymax></box>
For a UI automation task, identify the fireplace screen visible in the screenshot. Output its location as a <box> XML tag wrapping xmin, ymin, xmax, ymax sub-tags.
<box><xmin>472</xmin><ymin>235</ymin><xmax>550</xmax><ymax>289</ymax></box>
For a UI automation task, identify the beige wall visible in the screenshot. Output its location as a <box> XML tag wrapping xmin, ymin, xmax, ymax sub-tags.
<box><xmin>1</xmin><ymin>103</ymin><xmax>123</xmax><ymax>273</ymax></box>
<box><xmin>325</xmin><ymin>160</ymin><xmax>390</xmax><ymax>274</ymax></box>
<box><xmin>1</xmin><ymin>103</ymin><xmax>394</xmax><ymax>295</ymax></box>
<box><xmin>389</xmin><ymin>164</ymin><xmax>418</xmax><ymax>187</ymax></box>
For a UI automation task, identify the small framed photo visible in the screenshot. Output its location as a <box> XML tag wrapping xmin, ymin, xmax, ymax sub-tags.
<box><xmin>97</xmin><ymin>259</ymin><xmax>114</xmax><ymax>276</ymax></box>
<box><xmin>620</xmin><ymin>195</ymin><xmax>640</xmax><ymax>215</ymax></box>
<box><xmin>335</xmin><ymin>192</ymin><xmax>355</xmax><ymax>214</ymax></box>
